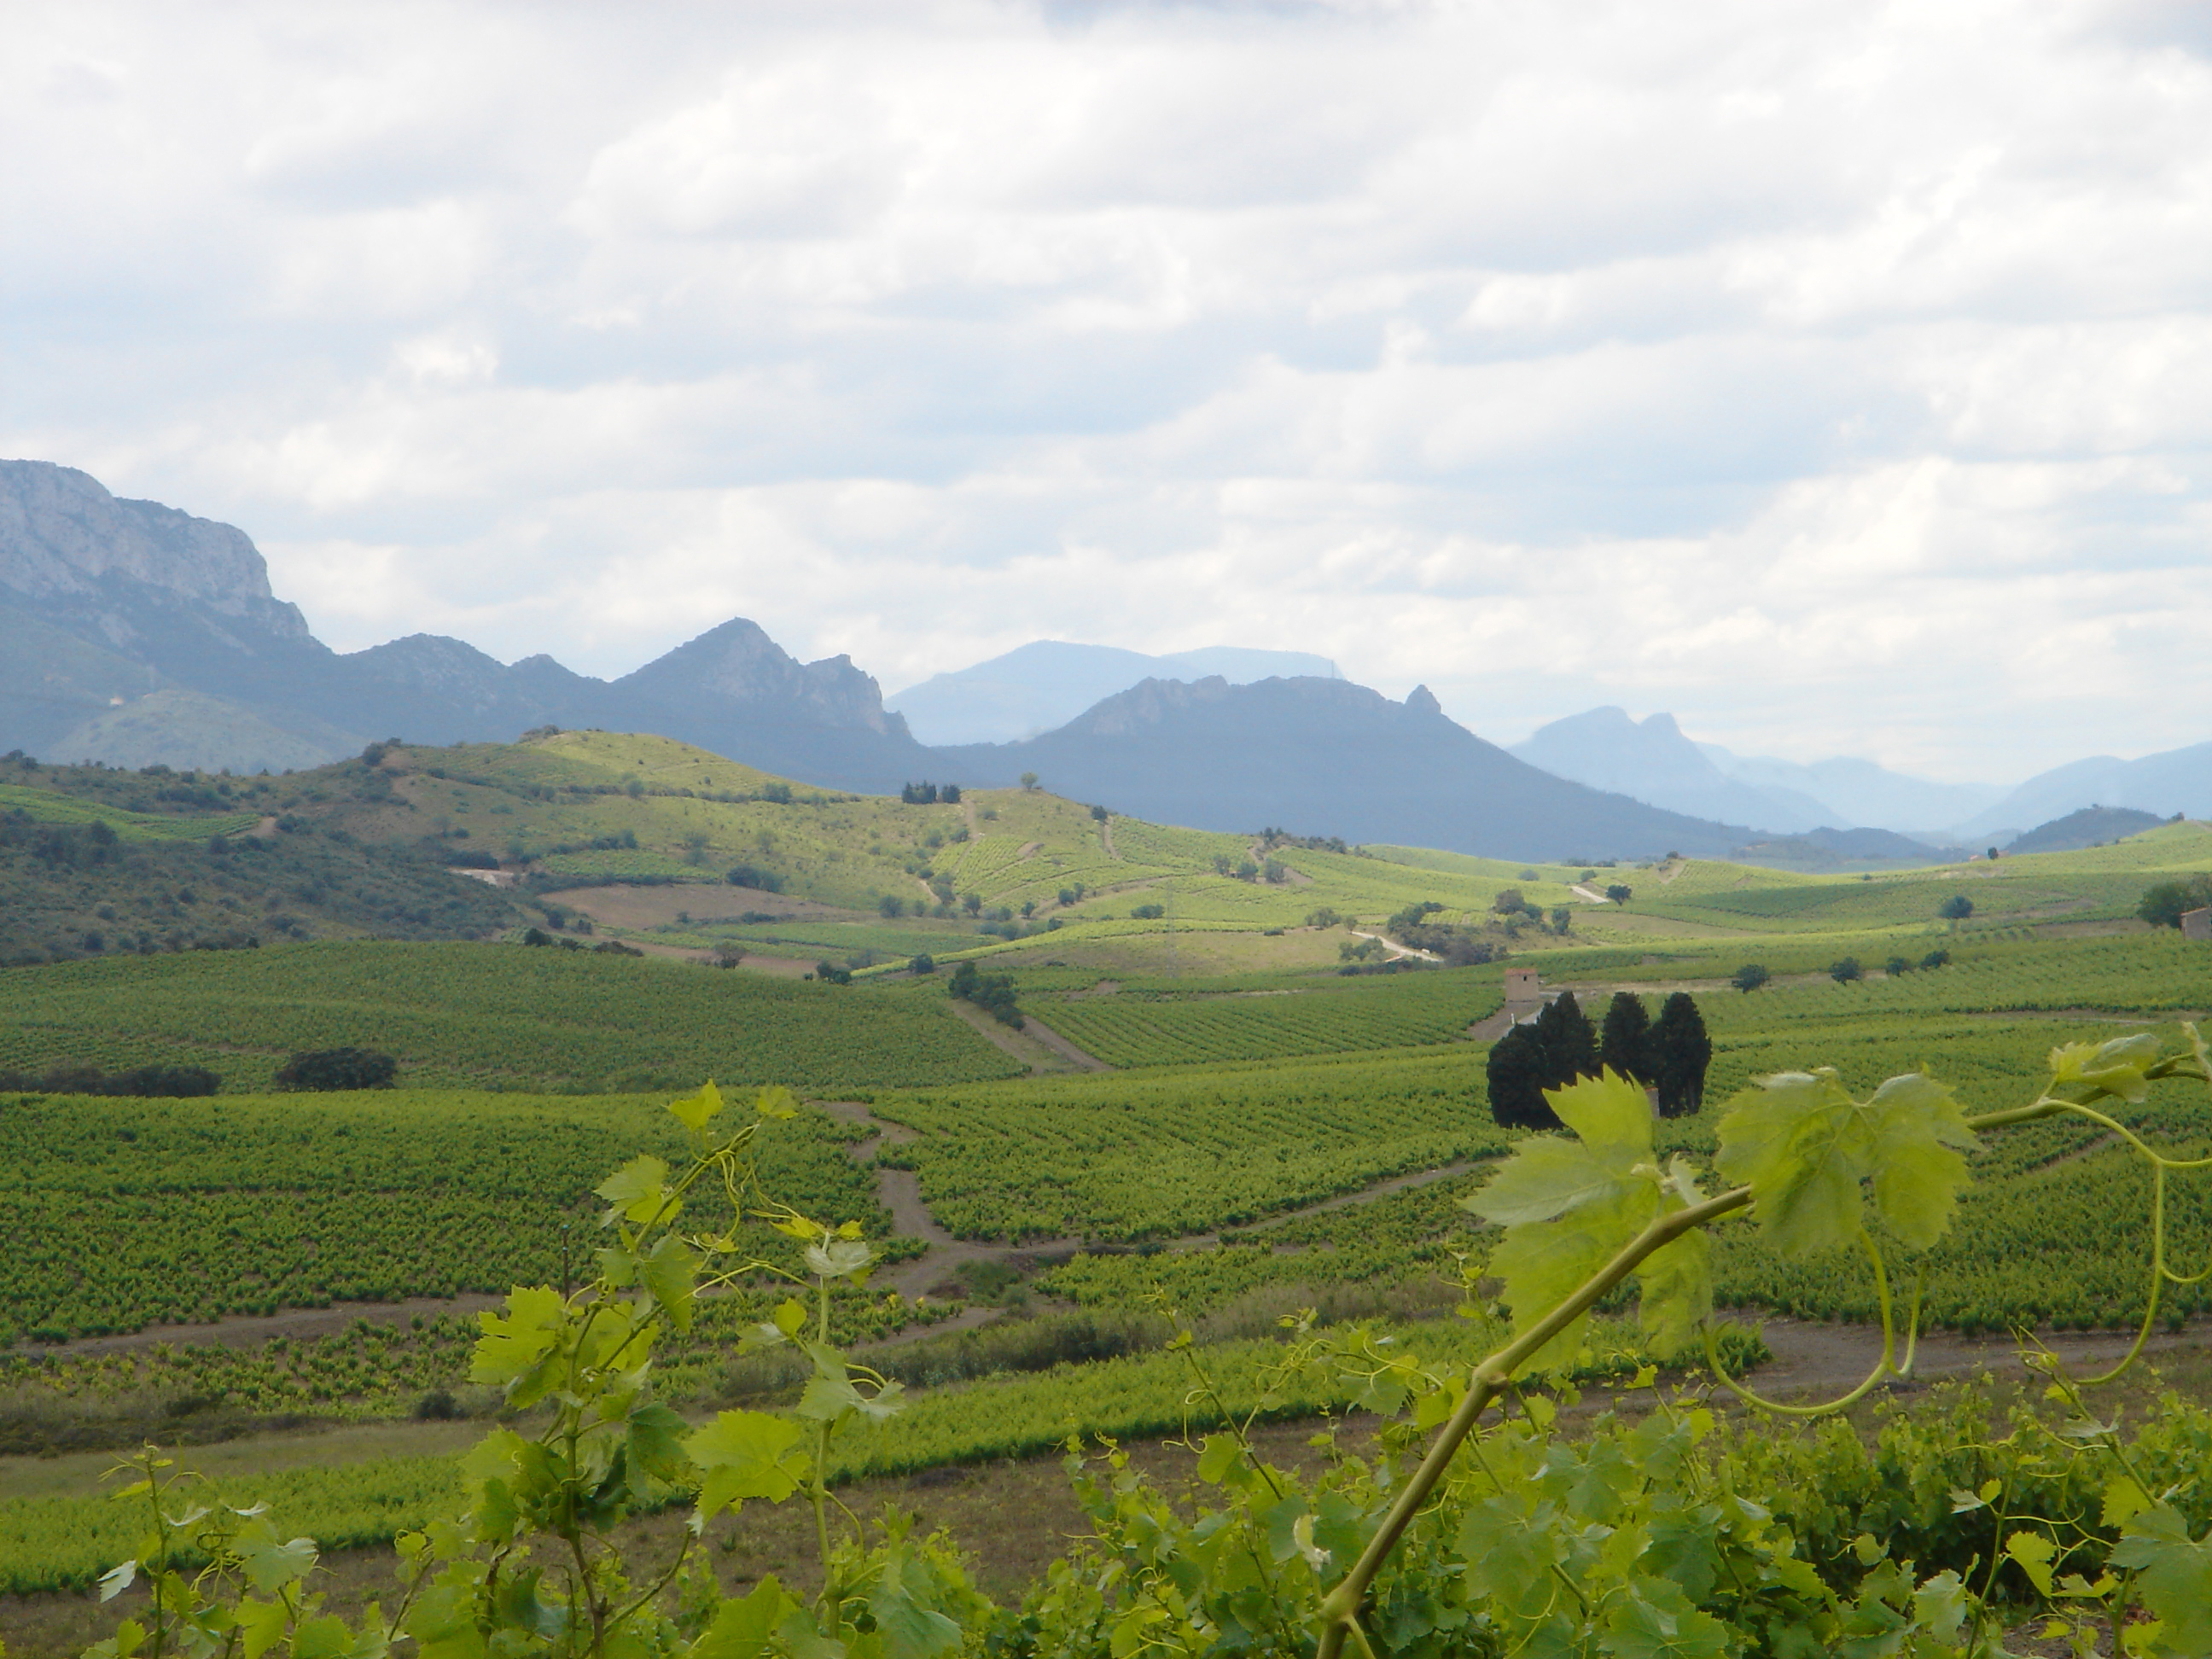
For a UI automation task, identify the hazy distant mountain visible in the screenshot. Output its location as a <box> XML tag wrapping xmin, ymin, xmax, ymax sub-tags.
<box><xmin>1953</xmin><ymin>742</ymin><xmax>2212</xmax><ymax>841</ymax></box>
<box><xmin>1697</xmin><ymin>745</ymin><xmax>2007</xmax><ymax>834</ymax></box>
<box><xmin>887</xmin><ymin>640</ymin><xmax>1341</xmax><ymax>745</ymax></box>
<box><xmin>1510</xmin><ymin>707</ymin><xmax>1820</xmax><ymax>833</ymax></box>
<box><xmin>939</xmin><ymin>677</ymin><xmax>1755</xmax><ymax>861</ymax></box>
<box><xmin>0</xmin><ymin>459</ymin><xmax>933</xmax><ymax>789</ymax></box>
<box><xmin>2005</xmin><ymin>806</ymin><xmax>2170</xmax><ymax>856</ymax></box>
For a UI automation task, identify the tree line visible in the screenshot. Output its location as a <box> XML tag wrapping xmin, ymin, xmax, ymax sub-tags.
<box><xmin>1485</xmin><ymin>988</ymin><xmax>1710</xmax><ymax>1126</ymax></box>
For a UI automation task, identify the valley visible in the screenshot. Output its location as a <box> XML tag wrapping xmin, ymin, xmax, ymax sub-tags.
<box><xmin>4</xmin><ymin>732</ymin><xmax>2212</xmax><ymax>1653</ymax></box>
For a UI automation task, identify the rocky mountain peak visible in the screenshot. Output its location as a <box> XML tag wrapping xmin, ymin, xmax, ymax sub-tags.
<box><xmin>0</xmin><ymin>459</ymin><xmax>312</xmax><ymax>642</ymax></box>
<box><xmin>618</xmin><ymin>616</ymin><xmax>904</xmax><ymax>735</ymax></box>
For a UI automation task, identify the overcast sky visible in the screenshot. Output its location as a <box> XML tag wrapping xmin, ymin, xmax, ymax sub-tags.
<box><xmin>6</xmin><ymin>1</ymin><xmax>2210</xmax><ymax>779</ymax></box>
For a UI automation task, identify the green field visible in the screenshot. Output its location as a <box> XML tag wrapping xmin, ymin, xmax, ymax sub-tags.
<box><xmin>0</xmin><ymin>1090</ymin><xmax>893</xmax><ymax>1342</ymax></box>
<box><xmin>1032</xmin><ymin>967</ymin><xmax>1505</xmax><ymax>1067</ymax></box>
<box><xmin>0</xmin><ymin>940</ymin><xmax>1021</xmax><ymax>1092</ymax></box>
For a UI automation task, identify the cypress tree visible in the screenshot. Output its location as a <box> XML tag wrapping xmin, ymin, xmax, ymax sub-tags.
<box><xmin>1484</xmin><ymin>1023</ymin><xmax>1559</xmax><ymax>1129</ymax></box>
<box><xmin>1649</xmin><ymin>992</ymin><xmax>1713</xmax><ymax>1117</ymax></box>
<box><xmin>1532</xmin><ymin>990</ymin><xmax>1598</xmax><ymax>1093</ymax></box>
<box><xmin>1599</xmin><ymin>992</ymin><xmax>1653</xmax><ymax>1082</ymax></box>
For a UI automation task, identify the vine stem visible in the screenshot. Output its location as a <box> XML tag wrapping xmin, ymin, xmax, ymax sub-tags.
<box><xmin>1312</xmin><ymin>1096</ymin><xmax>2069</xmax><ymax>1657</ymax></box>
<box><xmin>1313</xmin><ymin>1183</ymin><xmax>1752</xmax><ymax>1656</ymax></box>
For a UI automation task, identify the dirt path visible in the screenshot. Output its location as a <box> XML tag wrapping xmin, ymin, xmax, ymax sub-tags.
<box><xmin>1013</xmin><ymin>1013</ymin><xmax>1111</xmax><ymax>1071</ymax></box>
<box><xmin>1467</xmin><ymin>999</ymin><xmax>1543</xmax><ymax>1040</ymax></box>
<box><xmin>15</xmin><ymin>1295</ymin><xmax>510</xmax><ymax>1361</ymax></box>
<box><xmin>815</xmin><ymin>1102</ymin><xmax>1491</xmax><ymax>1303</ymax></box>
<box><xmin>1348</xmin><ymin>928</ymin><xmax>1439</xmax><ymax>963</ymax></box>
<box><xmin>1753</xmin><ymin>1316</ymin><xmax>2208</xmax><ymax>1399</ymax></box>
<box><xmin>1167</xmin><ymin>1160</ymin><xmax>1483</xmax><ymax>1252</ymax></box>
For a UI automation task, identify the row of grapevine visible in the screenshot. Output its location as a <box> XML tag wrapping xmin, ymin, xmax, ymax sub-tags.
<box><xmin>1039</xmin><ymin>971</ymin><xmax>1504</xmax><ymax>1066</ymax></box>
<box><xmin>0</xmin><ymin>1092</ymin><xmax>892</xmax><ymax>1340</ymax></box>
<box><xmin>0</xmin><ymin>940</ymin><xmax>1024</xmax><ymax>1091</ymax></box>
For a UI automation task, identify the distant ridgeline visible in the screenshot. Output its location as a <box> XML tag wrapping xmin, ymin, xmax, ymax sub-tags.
<box><xmin>9</xmin><ymin>458</ymin><xmax>2212</xmax><ymax>862</ymax></box>
<box><xmin>0</xmin><ymin>459</ymin><xmax>1788</xmax><ymax>862</ymax></box>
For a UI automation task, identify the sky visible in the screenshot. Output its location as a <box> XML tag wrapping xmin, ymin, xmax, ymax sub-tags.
<box><xmin>5</xmin><ymin>1</ymin><xmax>2210</xmax><ymax>782</ymax></box>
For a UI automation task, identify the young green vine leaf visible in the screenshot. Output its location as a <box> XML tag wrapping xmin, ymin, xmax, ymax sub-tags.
<box><xmin>1467</xmin><ymin>1070</ymin><xmax>1714</xmax><ymax>1372</ymax></box>
<box><xmin>1714</xmin><ymin>1068</ymin><xmax>1976</xmax><ymax>1258</ymax></box>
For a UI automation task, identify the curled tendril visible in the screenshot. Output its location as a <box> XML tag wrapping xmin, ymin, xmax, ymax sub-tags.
<box><xmin>1703</xmin><ymin>1229</ymin><xmax>1924</xmax><ymax>1417</ymax></box>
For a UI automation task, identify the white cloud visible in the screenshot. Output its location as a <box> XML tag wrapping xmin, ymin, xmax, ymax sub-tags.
<box><xmin>3</xmin><ymin>0</ymin><xmax>2210</xmax><ymax>780</ymax></box>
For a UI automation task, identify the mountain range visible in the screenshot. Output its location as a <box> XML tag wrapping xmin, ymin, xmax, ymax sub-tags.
<box><xmin>7</xmin><ymin>457</ymin><xmax>2207</xmax><ymax>862</ymax></box>
<box><xmin>887</xmin><ymin>640</ymin><xmax>1341</xmax><ymax>745</ymax></box>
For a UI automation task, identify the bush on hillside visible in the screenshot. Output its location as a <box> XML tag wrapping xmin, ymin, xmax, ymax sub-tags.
<box><xmin>2139</xmin><ymin>874</ymin><xmax>2212</xmax><ymax>929</ymax></box>
<box><xmin>0</xmin><ymin>1062</ymin><xmax>220</xmax><ymax>1097</ymax></box>
<box><xmin>273</xmin><ymin>1047</ymin><xmax>397</xmax><ymax>1091</ymax></box>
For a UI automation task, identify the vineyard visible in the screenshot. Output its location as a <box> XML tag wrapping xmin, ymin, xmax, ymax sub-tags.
<box><xmin>0</xmin><ymin>1306</ymin><xmax>1748</xmax><ymax>1596</ymax></box>
<box><xmin>874</xmin><ymin>1049</ymin><xmax>1509</xmax><ymax>1240</ymax></box>
<box><xmin>0</xmin><ymin>1090</ymin><xmax>894</xmax><ymax>1341</ymax></box>
<box><xmin>1033</xmin><ymin>968</ymin><xmax>1505</xmax><ymax>1067</ymax></box>
<box><xmin>0</xmin><ymin>940</ymin><xmax>1021</xmax><ymax>1093</ymax></box>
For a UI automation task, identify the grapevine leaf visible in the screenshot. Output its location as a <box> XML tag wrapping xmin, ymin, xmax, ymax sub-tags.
<box><xmin>97</xmin><ymin>1561</ymin><xmax>137</xmax><ymax>1603</ymax></box>
<box><xmin>1717</xmin><ymin>1068</ymin><xmax>1976</xmax><ymax>1260</ymax></box>
<box><xmin>2051</xmin><ymin>1033</ymin><xmax>2163</xmax><ymax>1103</ymax></box>
<box><xmin>2004</xmin><ymin>1530</ymin><xmax>2056</xmax><ymax>1597</ymax></box>
<box><xmin>640</xmin><ymin>1235</ymin><xmax>700</xmax><ymax>1332</ymax></box>
<box><xmin>469</xmin><ymin>1287</ymin><xmax>566</xmax><ymax>1403</ymax></box>
<box><xmin>797</xmin><ymin>1369</ymin><xmax>867</xmax><ymax>1423</ymax></box>
<box><xmin>1601</xmin><ymin>1578</ymin><xmax>1730</xmax><ymax>1659</ymax></box>
<box><xmin>1471</xmin><ymin>1138</ymin><xmax>1641</xmax><ymax>1228</ymax></box>
<box><xmin>1714</xmin><ymin>1070</ymin><xmax>1866</xmax><ymax>1260</ymax></box>
<box><xmin>686</xmin><ymin>1412</ymin><xmax>810</xmax><ymax>1518</ymax></box>
<box><xmin>1196</xmin><ymin>1435</ymin><xmax>1243</xmax><ymax>1486</ymax></box>
<box><xmin>235</xmin><ymin>1520</ymin><xmax>318</xmax><ymax>1594</ymax></box>
<box><xmin>692</xmin><ymin>1580</ymin><xmax>796</xmax><ymax>1659</ymax></box>
<box><xmin>1911</xmin><ymin>1572</ymin><xmax>1968</xmax><ymax>1641</ymax></box>
<box><xmin>2103</xmin><ymin>1476</ymin><xmax>2151</xmax><ymax>1528</ymax></box>
<box><xmin>230</xmin><ymin>1599</ymin><xmax>288</xmax><ymax>1659</ymax></box>
<box><xmin>668</xmin><ymin>1081</ymin><xmax>725</xmax><ymax>1132</ymax></box>
<box><xmin>2112</xmin><ymin>1505</ymin><xmax>2212</xmax><ymax>1652</ymax></box>
<box><xmin>755</xmin><ymin>1085</ymin><xmax>800</xmax><ymax>1120</ymax></box>
<box><xmin>1634</xmin><ymin>1227</ymin><xmax>1712</xmax><ymax>1360</ymax></box>
<box><xmin>289</xmin><ymin>1618</ymin><xmax>355</xmax><ymax>1659</ymax></box>
<box><xmin>595</xmin><ymin>1155</ymin><xmax>674</xmax><ymax>1226</ymax></box>
<box><xmin>1862</xmin><ymin>1073</ymin><xmax>1976</xmax><ymax>1249</ymax></box>
<box><xmin>804</xmin><ymin>1237</ymin><xmax>875</xmax><ymax>1281</ymax></box>
<box><xmin>1489</xmin><ymin>1186</ymin><xmax>1654</xmax><ymax>1376</ymax></box>
<box><xmin>625</xmin><ymin>1402</ymin><xmax>692</xmax><ymax>1503</ymax></box>
<box><xmin>1550</xmin><ymin>1070</ymin><xmax>1658</xmax><ymax>1162</ymax></box>
<box><xmin>870</xmin><ymin>1543</ymin><xmax>963</xmax><ymax>1659</ymax></box>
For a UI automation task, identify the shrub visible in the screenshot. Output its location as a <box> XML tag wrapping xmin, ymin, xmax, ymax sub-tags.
<box><xmin>273</xmin><ymin>1047</ymin><xmax>398</xmax><ymax>1091</ymax></box>
<box><xmin>1732</xmin><ymin>963</ymin><xmax>1771</xmax><ymax>992</ymax></box>
<box><xmin>1830</xmin><ymin>957</ymin><xmax>1863</xmax><ymax>984</ymax></box>
<box><xmin>1939</xmin><ymin>894</ymin><xmax>1975</xmax><ymax>920</ymax></box>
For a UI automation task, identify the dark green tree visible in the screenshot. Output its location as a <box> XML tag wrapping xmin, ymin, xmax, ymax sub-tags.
<box><xmin>1604</xmin><ymin>882</ymin><xmax>1633</xmax><ymax>905</ymax></box>
<box><xmin>1599</xmin><ymin>992</ymin><xmax>1652</xmax><ymax>1082</ymax></box>
<box><xmin>1483</xmin><ymin>1022</ymin><xmax>1557</xmax><ymax>1129</ymax></box>
<box><xmin>2139</xmin><ymin>875</ymin><xmax>2212</xmax><ymax>928</ymax></box>
<box><xmin>1532</xmin><ymin>991</ymin><xmax>1598</xmax><ymax>1093</ymax></box>
<box><xmin>1831</xmin><ymin>957</ymin><xmax>1863</xmax><ymax>983</ymax></box>
<box><xmin>274</xmin><ymin>1047</ymin><xmax>397</xmax><ymax>1091</ymax></box>
<box><xmin>1647</xmin><ymin>992</ymin><xmax>1712</xmax><ymax>1118</ymax></box>
<box><xmin>1939</xmin><ymin>894</ymin><xmax>1975</xmax><ymax>920</ymax></box>
<box><xmin>1731</xmin><ymin>963</ymin><xmax>1771</xmax><ymax>992</ymax></box>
